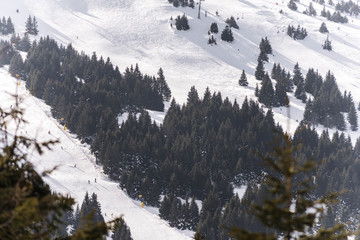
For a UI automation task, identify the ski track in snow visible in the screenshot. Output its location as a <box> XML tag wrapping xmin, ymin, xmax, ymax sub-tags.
<box><xmin>1</xmin><ymin>0</ymin><xmax>360</xmax><ymax>238</ymax></box>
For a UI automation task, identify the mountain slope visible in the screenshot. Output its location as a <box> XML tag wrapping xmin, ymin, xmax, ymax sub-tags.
<box><xmin>0</xmin><ymin>68</ymin><xmax>191</xmax><ymax>239</ymax></box>
<box><xmin>3</xmin><ymin>0</ymin><xmax>360</xmax><ymax>138</ymax></box>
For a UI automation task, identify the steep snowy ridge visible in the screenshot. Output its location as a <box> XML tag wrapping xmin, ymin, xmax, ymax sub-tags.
<box><xmin>1</xmin><ymin>0</ymin><xmax>360</xmax><ymax>239</ymax></box>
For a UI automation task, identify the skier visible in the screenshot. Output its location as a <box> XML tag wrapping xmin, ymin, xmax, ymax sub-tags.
<box><xmin>88</xmin><ymin>180</ymin><xmax>90</xmax><ymax>184</ymax></box>
<box><xmin>74</xmin><ymin>164</ymin><xmax>76</xmax><ymax>168</ymax></box>
<box><xmin>95</xmin><ymin>178</ymin><xmax>97</xmax><ymax>183</ymax></box>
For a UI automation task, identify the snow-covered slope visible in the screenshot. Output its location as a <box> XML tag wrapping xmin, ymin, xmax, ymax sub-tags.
<box><xmin>1</xmin><ymin>0</ymin><xmax>360</xmax><ymax>238</ymax></box>
<box><xmin>3</xmin><ymin>0</ymin><xmax>360</xmax><ymax>138</ymax></box>
<box><xmin>0</xmin><ymin>68</ymin><xmax>191</xmax><ymax>239</ymax></box>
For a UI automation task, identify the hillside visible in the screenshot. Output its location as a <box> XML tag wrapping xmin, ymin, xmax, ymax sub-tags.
<box><xmin>3</xmin><ymin>0</ymin><xmax>360</xmax><ymax>137</ymax></box>
<box><xmin>1</xmin><ymin>0</ymin><xmax>360</xmax><ymax>239</ymax></box>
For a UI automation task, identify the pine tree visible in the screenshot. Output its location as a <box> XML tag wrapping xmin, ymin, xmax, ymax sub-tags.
<box><xmin>225</xmin><ymin>16</ymin><xmax>239</xmax><ymax>29</ymax></box>
<box><xmin>17</xmin><ymin>33</ymin><xmax>31</xmax><ymax>52</ymax></box>
<box><xmin>321</xmin><ymin>6</ymin><xmax>327</xmax><ymax>17</ymax></box>
<box><xmin>221</xmin><ymin>25</ymin><xmax>234</xmax><ymax>42</ymax></box>
<box><xmin>32</xmin><ymin>16</ymin><xmax>39</xmax><ymax>35</ymax></box>
<box><xmin>208</xmin><ymin>35</ymin><xmax>217</xmax><ymax>45</ymax></box>
<box><xmin>255</xmin><ymin>59</ymin><xmax>264</xmax><ymax>80</ymax></box>
<box><xmin>9</xmin><ymin>52</ymin><xmax>25</xmax><ymax>79</ymax></box>
<box><xmin>210</xmin><ymin>22</ymin><xmax>218</xmax><ymax>34</ymax></box>
<box><xmin>157</xmin><ymin>68</ymin><xmax>172</xmax><ymax>101</ymax></box>
<box><xmin>307</xmin><ymin>2</ymin><xmax>317</xmax><ymax>16</ymax></box>
<box><xmin>259</xmin><ymin>37</ymin><xmax>272</xmax><ymax>55</ymax></box>
<box><xmin>175</xmin><ymin>14</ymin><xmax>190</xmax><ymax>30</ymax></box>
<box><xmin>323</xmin><ymin>35</ymin><xmax>332</xmax><ymax>51</ymax></box>
<box><xmin>275</xmin><ymin>82</ymin><xmax>288</xmax><ymax>106</ymax></box>
<box><xmin>319</xmin><ymin>22</ymin><xmax>329</xmax><ymax>33</ymax></box>
<box><xmin>295</xmin><ymin>79</ymin><xmax>307</xmax><ymax>103</ymax></box>
<box><xmin>238</xmin><ymin>70</ymin><xmax>248</xmax><ymax>86</ymax></box>
<box><xmin>25</xmin><ymin>15</ymin><xmax>33</xmax><ymax>34</ymax></box>
<box><xmin>6</xmin><ymin>17</ymin><xmax>15</xmax><ymax>34</ymax></box>
<box><xmin>292</xmin><ymin>62</ymin><xmax>303</xmax><ymax>86</ymax></box>
<box><xmin>348</xmin><ymin>103</ymin><xmax>358</xmax><ymax>131</ymax></box>
<box><xmin>111</xmin><ymin>218</ymin><xmax>133</xmax><ymax>240</ymax></box>
<box><xmin>257</xmin><ymin>50</ymin><xmax>269</xmax><ymax>63</ymax></box>
<box><xmin>258</xmin><ymin>73</ymin><xmax>275</xmax><ymax>107</ymax></box>
<box><xmin>227</xmin><ymin>133</ymin><xmax>351</xmax><ymax>240</ymax></box>
<box><xmin>288</xmin><ymin>0</ymin><xmax>298</xmax><ymax>11</ymax></box>
<box><xmin>189</xmin><ymin>0</ymin><xmax>195</xmax><ymax>8</ymax></box>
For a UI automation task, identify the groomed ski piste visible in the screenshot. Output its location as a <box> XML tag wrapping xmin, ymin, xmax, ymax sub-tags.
<box><xmin>1</xmin><ymin>0</ymin><xmax>360</xmax><ymax>239</ymax></box>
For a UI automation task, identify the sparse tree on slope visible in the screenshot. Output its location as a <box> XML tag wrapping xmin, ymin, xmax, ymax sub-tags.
<box><xmin>221</xmin><ymin>25</ymin><xmax>234</xmax><ymax>42</ymax></box>
<box><xmin>288</xmin><ymin>0</ymin><xmax>298</xmax><ymax>11</ymax></box>
<box><xmin>239</xmin><ymin>70</ymin><xmax>248</xmax><ymax>86</ymax></box>
<box><xmin>323</xmin><ymin>35</ymin><xmax>332</xmax><ymax>51</ymax></box>
<box><xmin>319</xmin><ymin>22</ymin><xmax>329</xmax><ymax>33</ymax></box>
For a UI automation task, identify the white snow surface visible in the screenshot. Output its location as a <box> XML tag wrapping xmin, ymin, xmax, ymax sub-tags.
<box><xmin>1</xmin><ymin>0</ymin><xmax>360</xmax><ymax>238</ymax></box>
<box><xmin>0</xmin><ymin>69</ymin><xmax>191</xmax><ymax>240</ymax></box>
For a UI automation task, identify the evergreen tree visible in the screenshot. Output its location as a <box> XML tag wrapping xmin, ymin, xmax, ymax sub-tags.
<box><xmin>112</xmin><ymin>219</ymin><xmax>133</xmax><ymax>240</ymax></box>
<box><xmin>189</xmin><ymin>0</ymin><xmax>195</xmax><ymax>8</ymax></box>
<box><xmin>258</xmin><ymin>73</ymin><xmax>275</xmax><ymax>107</ymax></box>
<box><xmin>208</xmin><ymin>35</ymin><xmax>217</xmax><ymax>45</ymax></box>
<box><xmin>259</xmin><ymin>37</ymin><xmax>272</xmax><ymax>55</ymax></box>
<box><xmin>323</xmin><ymin>35</ymin><xmax>332</xmax><ymax>51</ymax></box>
<box><xmin>225</xmin><ymin>16</ymin><xmax>239</xmax><ymax>29</ymax></box>
<box><xmin>159</xmin><ymin>195</ymin><xmax>172</xmax><ymax>221</ymax></box>
<box><xmin>319</xmin><ymin>22</ymin><xmax>329</xmax><ymax>33</ymax></box>
<box><xmin>175</xmin><ymin>14</ymin><xmax>190</xmax><ymax>30</ymax></box>
<box><xmin>255</xmin><ymin>58</ymin><xmax>265</xmax><ymax>80</ymax></box>
<box><xmin>321</xmin><ymin>6</ymin><xmax>327</xmax><ymax>17</ymax></box>
<box><xmin>157</xmin><ymin>68</ymin><xmax>172</xmax><ymax>101</ymax></box>
<box><xmin>6</xmin><ymin>17</ymin><xmax>15</xmax><ymax>34</ymax></box>
<box><xmin>288</xmin><ymin>0</ymin><xmax>298</xmax><ymax>11</ymax></box>
<box><xmin>25</xmin><ymin>15</ymin><xmax>33</xmax><ymax>34</ymax></box>
<box><xmin>292</xmin><ymin>62</ymin><xmax>303</xmax><ymax>86</ymax></box>
<box><xmin>348</xmin><ymin>103</ymin><xmax>358</xmax><ymax>131</ymax></box>
<box><xmin>227</xmin><ymin>133</ymin><xmax>351</xmax><ymax>240</ymax></box>
<box><xmin>32</xmin><ymin>16</ymin><xmax>39</xmax><ymax>35</ymax></box>
<box><xmin>189</xmin><ymin>197</ymin><xmax>200</xmax><ymax>231</ymax></box>
<box><xmin>9</xmin><ymin>53</ymin><xmax>25</xmax><ymax>80</ymax></box>
<box><xmin>257</xmin><ymin>50</ymin><xmax>269</xmax><ymax>63</ymax></box>
<box><xmin>221</xmin><ymin>25</ymin><xmax>234</xmax><ymax>42</ymax></box>
<box><xmin>295</xmin><ymin>79</ymin><xmax>307</xmax><ymax>103</ymax></box>
<box><xmin>173</xmin><ymin>0</ymin><xmax>180</xmax><ymax>7</ymax></box>
<box><xmin>17</xmin><ymin>33</ymin><xmax>31</xmax><ymax>52</ymax></box>
<box><xmin>210</xmin><ymin>22</ymin><xmax>218</xmax><ymax>34</ymax></box>
<box><xmin>275</xmin><ymin>81</ymin><xmax>288</xmax><ymax>106</ymax></box>
<box><xmin>307</xmin><ymin>2</ymin><xmax>317</xmax><ymax>16</ymax></box>
<box><xmin>238</xmin><ymin>70</ymin><xmax>248</xmax><ymax>86</ymax></box>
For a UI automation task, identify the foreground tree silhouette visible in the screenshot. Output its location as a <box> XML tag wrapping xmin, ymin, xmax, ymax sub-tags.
<box><xmin>227</xmin><ymin>133</ymin><xmax>351</xmax><ymax>240</ymax></box>
<box><xmin>0</xmin><ymin>95</ymin><xmax>120</xmax><ymax>239</ymax></box>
